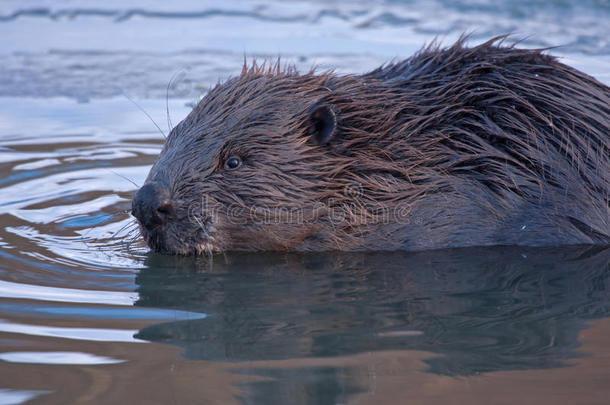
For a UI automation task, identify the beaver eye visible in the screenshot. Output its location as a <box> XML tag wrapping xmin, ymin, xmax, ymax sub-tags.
<box><xmin>224</xmin><ymin>156</ymin><xmax>242</xmax><ymax>171</ymax></box>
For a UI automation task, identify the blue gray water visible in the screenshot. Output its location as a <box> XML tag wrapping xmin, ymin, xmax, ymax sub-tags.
<box><xmin>0</xmin><ymin>1</ymin><xmax>609</xmax><ymax>404</ymax></box>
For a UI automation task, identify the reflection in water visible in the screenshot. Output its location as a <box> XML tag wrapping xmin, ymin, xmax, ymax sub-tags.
<box><xmin>135</xmin><ymin>246</ymin><xmax>610</xmax><ymax>403</ymax></box>
<box><xmin>0</xmin><ymin>389</ymin><xmax>50</xmax><ymax>405</ymax></box>
<box><xmin>0</xmin><ymin>319</ymin><xmax>144</xmax><ymax>343</ymax></box>
<box><xmin>0</xmin><ymin>280</ymin><xmax>137</xmax><ymax>305</ymax></box>
<box><xmin>0</xmin><ymin>351</ymin><xmax>124</xmax><ymax>365</ymax></box>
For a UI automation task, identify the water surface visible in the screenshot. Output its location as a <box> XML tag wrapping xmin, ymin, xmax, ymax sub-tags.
<box><xmin>1</xmin><ymin>1</ymin><xmax>609</xmax><ymax>404</ymax></box>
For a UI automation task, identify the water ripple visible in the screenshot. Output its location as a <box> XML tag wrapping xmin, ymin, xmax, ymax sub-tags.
<box><xmin>0</xmin><ymin>280</ymin><xmax>137</xmax><ymax>305</ymax></box>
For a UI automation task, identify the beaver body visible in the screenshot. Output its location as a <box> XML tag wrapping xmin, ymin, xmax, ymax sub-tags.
<box><xmin>132</xmin><ymin>37</ymin><xmax>610</xmax><ymax>254</ymax></box>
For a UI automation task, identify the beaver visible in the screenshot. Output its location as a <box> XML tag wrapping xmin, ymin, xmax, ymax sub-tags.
<box><xmin>131</xmin><ymin>36</ymin><xmax>610</xmax><ymax>254</ymax></box>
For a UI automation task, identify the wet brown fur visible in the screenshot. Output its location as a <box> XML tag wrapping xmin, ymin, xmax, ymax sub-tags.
<box><xmin>138</xmin><ymin>36</ymin><xmax>610</xmax><ymax>254</ymax></box>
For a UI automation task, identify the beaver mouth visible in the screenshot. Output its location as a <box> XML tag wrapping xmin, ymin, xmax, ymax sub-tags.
<box><xmin>131</xmin><ymin>180</ymin><xmax>223</xmax><ymax>255</ymax></box>
<box><xmin>138</xmin><ymin>218</ymin><xmax>221</xmax><ymax>256</ymax></box>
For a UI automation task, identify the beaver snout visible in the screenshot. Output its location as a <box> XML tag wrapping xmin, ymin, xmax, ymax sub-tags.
<box><xmin>132</xmin><ymin>181</ymin><xmax>174</xmax><ymax>231</ymax></box>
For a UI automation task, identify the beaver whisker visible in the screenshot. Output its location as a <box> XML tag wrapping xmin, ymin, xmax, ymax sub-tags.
<box><xmin>166</xmin><ymin>71</ymin><xmax>181</xmax><ymax>132</ymax></box>
<box><xmin>192</xmin><ymin>215</ymin><xmax>207</xmax><ymax>233</ymax></box>
<box><xmin>204</xmin><ymin>244</ymin><xmax>214</xmax><ymax>265</ymax></box>
<box><xmin>122</xmin><ymin>90</ymin><xmax>166</xmax><ymax>139</ymax></box>
<box><xmin>110</xmin><ymin>219</ymin><xmax>140</xmax><ymax>241</ymax></box>
<box><xmin>121</xmin><ymin>231</ymin><xmax>141</xmax><ymax>247</ymax></box>
<box><xmin>107</xmin><ymin>169</ymin><xmax>140</xmax><ymax>188</ymax></box>
<box><xmin>123</xmin><ymin>226</ymin><xmax>141</xmax><ymax>242</ymax></box>
<box><xmin>107</xmin><ymin>226</ymin><xmax>145</xmax><ymax>256</ymax></box>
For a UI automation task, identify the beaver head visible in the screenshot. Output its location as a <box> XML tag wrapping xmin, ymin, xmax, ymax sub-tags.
<box><xmin>132</xmin><ymin>37</ymin><xmax>610</xmax><ymax>254</ymax></box>
<box><xmin>132</xmin><ymin>65</ymin><xmax>379</xmax><ymax>254</ymax></box>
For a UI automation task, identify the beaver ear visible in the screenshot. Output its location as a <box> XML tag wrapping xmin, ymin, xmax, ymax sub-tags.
<box><xmin>308</xmin><ymin>104</ymin><xmax>337</xmax><ymax>145</ymax></box>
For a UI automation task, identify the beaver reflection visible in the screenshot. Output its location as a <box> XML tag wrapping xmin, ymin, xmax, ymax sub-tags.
<box><xmin>135</xmin><ymin>246</ymin><xmax>610</xmax><ymax>377</ymax></box>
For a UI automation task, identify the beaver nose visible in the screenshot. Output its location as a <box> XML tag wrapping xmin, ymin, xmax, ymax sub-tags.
<box><xmin>131</xmin><ymin>181</ymin><xmax>174</xmax><ymax>230</ymax></box>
